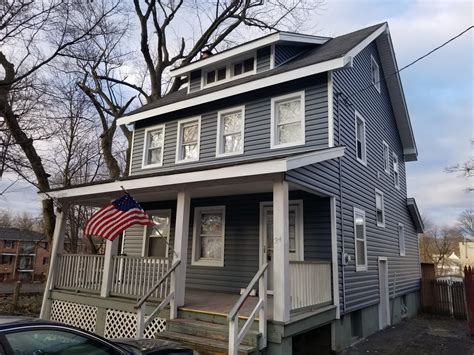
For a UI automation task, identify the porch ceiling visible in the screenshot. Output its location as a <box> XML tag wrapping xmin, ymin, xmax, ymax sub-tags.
<box><xmin>39</xmin><ymin>147</ymin><xmax>344</xmax><ymax>207</ymax></box>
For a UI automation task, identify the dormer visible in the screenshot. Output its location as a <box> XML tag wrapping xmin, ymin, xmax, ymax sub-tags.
<box><xmin>170</xmin><ymin>32</ymin><xmax>330</xmax><ymax>94</ymax></box>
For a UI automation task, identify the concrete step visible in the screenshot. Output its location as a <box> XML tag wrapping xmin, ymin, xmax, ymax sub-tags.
<box><xmin>168</xmin><ymin>318</ymin><xmax>261</xmax><ymax>347</ymax></box>
<box><xmin>155</xmin><ymin>330</ymin><xmax>258</xmax><ymax>355</ymax></box>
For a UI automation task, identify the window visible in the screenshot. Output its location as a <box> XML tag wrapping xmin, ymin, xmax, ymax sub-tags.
<box><xmin>142</xmin><ymin>125</ymin><xmax>165</xmax><ymax>168</ymax></box>
<box><xmin>4</xmin><ymin>329</ymin><xmax>116</xmax><ymax>355</ymax></box>
<box><xmin>217</xmin><ymin>107</ymin><xmax>244</xmax><ymax>156</ymax></box>
<box><xmin>18</xmin><ymin>256</ymin><xmax>33</xmax><ymax>270</ymax></box>
<box><xmin>393</xmin><ymin>153</ymin><xmax>400</xmax><ymax>189</ymax></box>
<box><xmin>205</xmin><ymin>67</ymin><xmax>226</xmax><ymax>85</ymax></box>
<box><xmin>4</xmin><ymin>240</ymin><xmax>14</xmax><ymax>249</ymax></box>
<box><xmin>271</xmin><ymin>91</ymin><xmax>305</xmax><ymax>148</ymax></box>
<box><xmin>398</xmin><ymin>223</ymin><xmax>405</xmax><ymax>256</ymax></box>
<box><xmin>145</xmin><ymin>210</ymin><xmax>171</xmax><ymax>258</ymax></box>
<box><xmin>355</xmin><ymin>112</ymin><xmax>367</xmax><ymax>164</ymax></box>
<box><xmin>354</xmin><ymin>208</ymin><xmax>367</xmax><ymax>271</ymax></box>
<box><xmin>232</xmin><ymin>57</ymin><xmax>255</xmax><ymax>77</ymax></box>
<box><xmin>42</xmin><ymin>256</ymin><xmax>50</xmax><ymax>265</ymax></box>
<box><xmin>371</xmin><ymin>55</ymin><xmax>380</xmax><ymax>93</ymax></box>
<box><xmin>0</xmin><ymin>255</ymin><xmax>13</xmax><ymax>264</ymax></box>
<box><xmin>176</xmin><ymin>118</ymin><xmax>200</xmax><ymax>163</ymax></box>
<box><xmin>19</xmin><ymin>242</ymin><xmax>34</xmax><ymax>254</ymax></box>
<box><xmin>192</xmin><ymin>206</ymin><xmax>225</xmax><ymax>267</ymax></box>
<box><xmin>375</xmin><ymin>189</ymin><xmax>385</xmax><ymax>227</ymax></box>
<box><xmin>382</xmin><ymin>141</ymin><xmax>390</xmax><ymax>173</ymax></box>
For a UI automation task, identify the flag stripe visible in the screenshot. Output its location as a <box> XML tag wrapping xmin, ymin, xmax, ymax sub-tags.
<box><xmin>84</xmin><ymin>205</ymin><xmax>115</xmax><ymax>235</ymax></box>
<box><xmin>101</xmin><ymin>210</ymin><xmax>150</xmax><ymax>238</ymax></box>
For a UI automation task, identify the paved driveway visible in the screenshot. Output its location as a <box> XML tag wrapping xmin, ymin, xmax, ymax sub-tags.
<box><xmin>342</xmin><ymin>315</ymin><xmax>474</xmax><ymax>355</ymax></box>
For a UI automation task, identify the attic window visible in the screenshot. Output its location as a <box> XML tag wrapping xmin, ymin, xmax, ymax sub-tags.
<box><xmin>233</xmin><ymin>58</ymin><xmax>254</xmax><ymax>76</ymax></box>
<box><xmin>206</xmin><ymin>67</ymin><xmax>226</xmax><ymax>85</ymax></box>
<box><xmin>371</xmin><ymin>55</ymin><xmax>381</xmax><ymax>93</ymax></box>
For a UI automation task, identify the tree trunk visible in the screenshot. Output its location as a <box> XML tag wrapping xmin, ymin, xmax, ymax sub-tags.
<box><xmin>100</xmin><ymin>121</ymin><xmax>121</xmax><ymax>179</ymax></box>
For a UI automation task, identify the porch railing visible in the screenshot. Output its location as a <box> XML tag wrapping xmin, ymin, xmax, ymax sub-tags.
<box><xmin>290</xmin><ymin>261</ymin><xmax>332</xmax><ymax>310</ymax></box>
<box><xmin>110</xmin><ymin>255</ymin><xmax>171</xmax><ymax>300</ymax></box>
<box><xmin>55</xmin><ymin>254</ymin><xmax>105</xmax><ymax>293</ymax></box>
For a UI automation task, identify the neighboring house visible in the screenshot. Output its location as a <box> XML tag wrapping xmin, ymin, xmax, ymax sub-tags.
<box><xmin>0</xmin><ymin>227</ymin><xmax>50</xmax><ymax>282</ymax></box>
<box><xmin>433</xmin><ymin>252</ymin><xmax>461</xmax><ymax>276</ymax></box>
<box><xmin>459</xmin><ymin>241</ymin><xmax>474</xmax><ymax>269</ymax></box>
<box><xmin>39</xmin><ymin>22</ymin><xmax>424</xmax><ymax>354</ymax></box>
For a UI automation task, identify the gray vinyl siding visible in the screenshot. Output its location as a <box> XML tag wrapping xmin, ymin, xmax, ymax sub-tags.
<box><xmin>188</xmin><ymin>70</ymin><xmax>201</xmax><ymax>93</ymax></box>
<box><xmin>130</xmin><ymin>75</ymin><xmax>329</xmax><ymax>175</ymax></box>
<box><xmin>136</xmin><ymin>192</ymin><xmax>331</xmax><ymax>293</ymax></box>
<box><xmin>274</xmin><ymin>45</ymin><xmax>307</xmax><ymax>66</ymax></box>
<box><xmin>122</xmin><ymin>225</ymin><xmax>145</xmax><ymax>256</ymax></box>
<box><xmin>256</xmin><ymin>46</ymin><xmax>271</xmax><ymax>72</ymax></box>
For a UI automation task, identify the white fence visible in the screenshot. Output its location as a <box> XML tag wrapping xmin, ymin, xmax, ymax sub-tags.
<box><xmin>55</xmin><ymin>254</ymin><xmax>105</xmax><ymax>293</ymax></box>
<box><xmin>290</xmin><ymin>261</ymin><xmax>332</xmax><ymax>310</ymax></box>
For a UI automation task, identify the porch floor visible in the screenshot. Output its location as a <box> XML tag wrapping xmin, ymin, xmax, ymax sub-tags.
<box><xmin>183</xmin><ymin>288</ymin><xmax>273</xmax><ymax>320</ymax></box>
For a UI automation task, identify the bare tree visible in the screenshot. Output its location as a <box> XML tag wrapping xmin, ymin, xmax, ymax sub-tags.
<box><xmin>0</xmin><ymin>0</ymin><xmax>120</xmax><ymax>241</ymax></box>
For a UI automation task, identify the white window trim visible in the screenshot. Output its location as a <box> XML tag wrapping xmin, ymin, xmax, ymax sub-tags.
<box><xmin>393</xmin><ymin>152</ymin><xmax>400</xmax><ymax>190</ymax></box>
<box><xmin>270</xmin><ymin>91</ymin><xmax>306</xmax><ymax>149</ymax></box>
<box><xmin>191</xmin><ymin>206</ymin><xmax>226</xmax><ymax>267</ymax></box>
<box><xmin>353</xmin><ymin>207</ymin><xmax>368</xmax><ymax>272</ymax></box>
<box><xmin>142</xmin><ymin>209</ymin><xmax>172</xmax><ymax>258</ymax></box>
<box><xmin>230</xmin><ymin>56</ymin><xmax>257</xmax><ymax>79</ymax></box>
<box><xmin>202</xmin><ymin>54</ymin><xmax>257</xmax><ymax>89</ymax></box>
<box><xmin>176</xmin><ymin>117</ymin><xmax>201</xmax><ymax>164</ymax></box>
<box><xmin>375</xmin><ymin>189</ymin><xmax>385</xmax><ymax>228</ymax></box>
<box><xmin>142</xmin><ymin>124</ymin><xmax>166</xmax><ymax>169</ymax></box>
<box><xmin>398</xmin><ymin>223</ymin><xmax>405</xmax><ymax>257</ymax></box>
<box><xmin>371</xmin><ymin>55</ymin><xmax>381</xmax><ymax>93</ymax></box>
<box><xmin>355</xmin><ymin>111</ymin><xmax>367</xmax><ymax>165</ymax></box>
<box><xmin>382</xmin><ymin>141</ymin><xmax>390</xmax><ymax>174</ymax></box>
<box><xmin>216</xmin><ymin>106</ymin><xmax>245</xmax><ymax>157</ymax></box>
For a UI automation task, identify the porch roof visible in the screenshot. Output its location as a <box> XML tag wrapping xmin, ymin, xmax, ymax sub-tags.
<box><xmin>39</xmin><ymin>147</ymin><xmax>344</xmax><ymax>206</ymax></box>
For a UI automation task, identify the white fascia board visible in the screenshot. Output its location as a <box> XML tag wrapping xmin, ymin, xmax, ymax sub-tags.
<box><xmin>345</xmin><ymin>23</ymin><xmax>387</xmax><ymax>60</ymax></box>
<box><xmin>171</xmin><ymin>32</ymin><xmax>329</xmax><ymax>78</ymax></box>
<box><xmin>39</xmin><ymin>147</ymin><xmax>344</xmax><ymax>200</ymax></box>
<box><xmin>118</xmin><ymin>57</ymin><xmax>348</xmax><ymax>126</ymax></box>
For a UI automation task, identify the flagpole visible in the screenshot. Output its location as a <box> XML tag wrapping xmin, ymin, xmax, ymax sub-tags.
<box><xmin>120</xmin><ymin>186</ymin><xmax>179</xmax><ymax>259</ymax></box>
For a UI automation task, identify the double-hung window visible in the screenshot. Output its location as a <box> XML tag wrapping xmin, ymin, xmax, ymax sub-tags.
<box><xmin>393</xmin><ymin>153</ymin><xmax>400</xmax><ymax>189</ymax></box>
<box><xmin>271</xmin><ymin>91</ymin><xmax>305</xmax><ymax>148</ymax></box>
<box><xmin>371</xmin><ymin>55</ymin><xmax>381</xmax><ymax>93</ymax></box>
<box><xmin>398</xmin><ymin>223</ymin><xmax>405</xmax><ymax>256</ymax></box>
<box><xmin>192</xmin><ymin>206</ymin><xmax>226</xmax><ymax>267</ymax></box>
<box><xmin>355</xmin><ymin>112</ymin><xmax>367</xmax><ymax>164</ymax></box>
<box><xmin>176</xmin><ymin>118</ymin><xmax>200</xmax><ymax>162</ymax></box>
<box><xmin>375</xmin><ymin>189</ymin><xmax>385</xmax><ymax>227</ymax></box>
<box><xmin>383</xmin><ymin>141</ymin><xmax>390</xmax><ymax>174</ymax></box>
<box><xmin>143</xmin><ymin>125</ymin><xmax>165</xmax><ymax>168</ymax></box>
<box><xmin>354</xmin><ymin>208</ymin><xmax>367</xmax><ymax>271</ymax></box>
<box><xmin>145</xmin><ymin>210</ymin><xmax>171</xmax><ymax>258</ymax></box>
<box><xmin>217</xmin><ymin>107</ymin><xmax>244</xmax><ymax>156</ymax></box>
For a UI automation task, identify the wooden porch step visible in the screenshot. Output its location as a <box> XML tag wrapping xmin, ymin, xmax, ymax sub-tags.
<box><xmin>155</xmin><ymin>330</ymin><xmax>258</xmax><ymax>355</ymax></box>
<box><xmin>168</xmin><ymin>318</ymin><xmax>261</xmax><ymax>347</ymax></box>
<box><xmin>178</xmin><ymin>308</ymin><xmax>259</xmax><ymax>330</ymax></box>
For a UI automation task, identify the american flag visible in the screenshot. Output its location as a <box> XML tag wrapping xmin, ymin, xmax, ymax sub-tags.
<box><xmin>84</xmin><ymin>194</ymin><xmax>152</xmax><ymax>241</ymax></box>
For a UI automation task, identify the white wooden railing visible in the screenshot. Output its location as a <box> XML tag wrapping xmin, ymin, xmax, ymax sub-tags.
<box><xmin>290</xmin><ymin>261</ymin><xmax>332</xmax><ymax>310</ymax></box>
<box><xmin>110</xmin><ymin>256</ymin><xmax>171</xmax><ymax>300</ymax></box>
<box><xmin>55</xmin><ymin>254</ymin><xmax>105</xmax><ymax>293</ymax></box>
<box><xmin>135</xmin><ymin>260</ymin><xmax>181</xmax><ymax>339</ymax></box>
<box><xmin>228</xmin><ymin>263</ymin><xmax>268</xmax><ymax>355</ymax></box>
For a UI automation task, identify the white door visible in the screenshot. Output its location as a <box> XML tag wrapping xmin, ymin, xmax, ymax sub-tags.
<box><xmin>378</xmin><ymin>258</ymin><xmax>390</xmax><ymax>329</ymax></box>
<box><xmin>261</xmin><ymin>202</ymin><xmax>303</xmax><ymax>292</ymax></box>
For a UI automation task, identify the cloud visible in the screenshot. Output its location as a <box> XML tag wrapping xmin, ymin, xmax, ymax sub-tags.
<box><xmin>0</xmin><ymin>174</ymin><xmax>41</xmax><ymax>216</ymax></box>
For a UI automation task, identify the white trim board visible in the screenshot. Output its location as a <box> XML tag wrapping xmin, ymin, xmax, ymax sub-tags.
<box><xmin>39</xmin><ymin>147</ymin><xmax>345</xmax><ymax>201</ymax></box>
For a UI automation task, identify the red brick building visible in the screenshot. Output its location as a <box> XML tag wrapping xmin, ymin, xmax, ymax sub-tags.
<box><xmin>0</xmin><ymin>227</ymin><xmax>50</xmax><ymax>282</ymax></box>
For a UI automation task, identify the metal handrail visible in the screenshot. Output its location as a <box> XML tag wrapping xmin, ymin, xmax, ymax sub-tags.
<box><xmin>135</xmin><ymin>260</ymin><xmax>181</xmax><ymax>309</ymax></box>
<box><xmin>228</xmin><ymin>262</ymin><xmax>268</xmax><ymax>321</ymax></box>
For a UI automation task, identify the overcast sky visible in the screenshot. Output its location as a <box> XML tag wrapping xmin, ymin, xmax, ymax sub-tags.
<box><xmin>0</xmin><ymin>0</ymin><xmax>472</xmax><ymax>226</ymax></box>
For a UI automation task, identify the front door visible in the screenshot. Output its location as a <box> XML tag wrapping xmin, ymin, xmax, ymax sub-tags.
<box><xmin>378</xmin><ymin>258</ymin><xmax>390</xmax><ymax>329</ymax></box>
<box><xmin>261</xmin><ymin>201</ymin><xmax>303</xmax><ymax>292</ymax></box>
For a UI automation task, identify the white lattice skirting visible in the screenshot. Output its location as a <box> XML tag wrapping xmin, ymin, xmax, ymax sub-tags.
<box><xmin>104</xmin><ymin>309</ymin><xmax>166</xmax><ymax>339</ymax></box>
<box><xmin>50</xmin><ymin>300</ymin><xmax>98</xmax><ymax>333</ymax></box>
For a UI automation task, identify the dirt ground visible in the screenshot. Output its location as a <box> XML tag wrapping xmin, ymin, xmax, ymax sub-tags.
<box><xmin>0</xmin><ymin>294</ymin><xmax>42</xmax><ymax>317</ymax></box>
<box><xmin>342</xmin><ymin>314</ymin><xmax>474</xmax><ymax>355</ymax></box>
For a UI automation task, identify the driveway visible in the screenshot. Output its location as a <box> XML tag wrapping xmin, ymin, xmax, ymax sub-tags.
<box><xmin>342</xmin><ymin>314</ymin><xmax>474</xmax><ymax>355</ymax></box>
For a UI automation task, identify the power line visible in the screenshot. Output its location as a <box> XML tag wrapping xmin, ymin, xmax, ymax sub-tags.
<box><xmin>342</xmin><ymin>25</ymin><xmax>474</xmax><ymax>103</ymax></box>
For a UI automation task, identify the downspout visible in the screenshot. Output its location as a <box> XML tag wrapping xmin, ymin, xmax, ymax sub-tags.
<box><xmin>335</xmin><ymin>90</ymin><xmax>347</xmax><ymax>315</ymax></box>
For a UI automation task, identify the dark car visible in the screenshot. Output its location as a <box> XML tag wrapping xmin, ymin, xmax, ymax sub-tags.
<box><xmin>0</xmin><ymin>317</ymin><xmax>193</xmax><ymax>355</ymax></box>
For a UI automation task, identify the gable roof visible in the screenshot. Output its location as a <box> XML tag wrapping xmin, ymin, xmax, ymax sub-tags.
<box><xmin>118</xmin><ymin>22</ymin><xmax>418</xmax><ymax>161</ymax></box>
<box><xmin>0</xmin><ymin>227</ymin><xmax>45</xmax><ymax>242</ymax></box>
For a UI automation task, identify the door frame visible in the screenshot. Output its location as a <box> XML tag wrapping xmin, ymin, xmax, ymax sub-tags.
<box><xmin>378</xmin><ymin>256</ymin><xmax>390</xmax><ymax>329</ymax></box>
<box><xmin>141</xmin><ymin>209</ymin><xmax>172</xmax><ymax>257</ymax></box>
<box><xmin>258</xmin><ymin>200</ymin><xmax>304</xmax><ymax>268</ymax></box>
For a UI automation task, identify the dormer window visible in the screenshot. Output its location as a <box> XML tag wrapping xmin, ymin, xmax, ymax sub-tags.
<box><xmin>206</xmin><ymin>67</ymin><xmax>226</xmax><ymax>85</ymax></box>
<box><xmin>233</xmin><ymin>58</ymin><xmax>254</xmax><ymax>76</ymax></box>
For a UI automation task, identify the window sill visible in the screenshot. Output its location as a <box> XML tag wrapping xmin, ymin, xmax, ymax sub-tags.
<box><xmin>270</xmin><ymin>141</ymin><xmax>305</xmax><ymax>150</ymax></box>
<box><xmin>216</xmin><ymin>151</ymin><xmax>244</xmax><ymax>158</ymax></box>
<box><xmin>175</xmin><ymin>157</ymin><xmax>200</xmax><ymax>165</ymax></box>
<box><xmin>376</xmin><ymin>222</ymin><xmax>385</xmax><ymax>228</ymax></box>
<box><xmin>141</xmin><ymin>162</ymin><xmax>163</xmax><ymax>170</ymax></box>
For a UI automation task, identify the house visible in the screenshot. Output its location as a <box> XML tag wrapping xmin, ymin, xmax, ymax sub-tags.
<box><xmin>0</xmin><ymin>227</ymin><xmax>50</xmax><ymax>282</ymax></box>
<box><xmin>459</xmin><ymin>241</ymin><xmax>474</xmax><ymax>269</ymax></box>
<box><xmin>39</xmin><ymin>22</ymin><xmax>424</xmax><ymax>354</ymax></box>
<box><xmin>433</xmin><ymin>252</ymin><xmax>461</xmax><ymax>276</ymax></box>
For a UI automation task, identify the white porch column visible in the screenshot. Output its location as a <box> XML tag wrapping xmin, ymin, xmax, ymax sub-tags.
<box><xmin>40</xmin><ymin>204</ymin><xmax>68</xmax><ymax>319</ymax></box>
<box><xmin>100</xmin><ymin>238</ymin><xmax>119</xmax><ymax>297</ymax></box>
<box><xmin>273</xmin><ymin>179</ymin><xmax>290</xmax><ymax>322</ymax></box>
<box><xmin>170</xmin><ymin>190</ymin><xmax>191</xmax><ymax>318</ymax></box>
